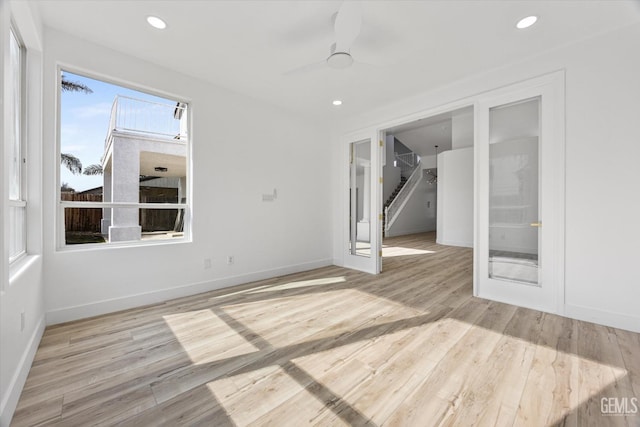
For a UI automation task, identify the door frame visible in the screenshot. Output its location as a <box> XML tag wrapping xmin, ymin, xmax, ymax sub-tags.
<box><xmin>342</xmin><ymin>130</ymin><xmax>381</xmax><ymax>274</ymax></box>
<box><xmin>474</xmin><ymin>70</ymin><xmax>565</xmax><ymax>315</ymax></box>
<box><xmin>340</xmin><ymin>99</ymin><xmax>477</xmax><ymax>274</ymax></box>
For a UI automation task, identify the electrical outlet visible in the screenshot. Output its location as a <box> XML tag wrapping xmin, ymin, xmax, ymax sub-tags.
<box><xmin>204</xmin><ymin>258</ymin><xmax>212</xmax><ymax>269</ymax></box>
<box><xmin>227</xmin><ymin>255</ymin><xmax>234</xmax><ymax>265</ymax></box>
<box><xmin>20</xmin><ymin>311</ymin><xmax>25</xmax><ymax>332</ymax></box>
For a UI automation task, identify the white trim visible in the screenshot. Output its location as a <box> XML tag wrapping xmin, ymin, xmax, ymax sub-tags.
<box><xmin>342</xmin><ymin>132</ymin><xmax>380</xmax><ymax>275</ymax></box>
<box><xmin>7</xmin><ymin>199</ymin><xmax>26</xmax><ymax>207</ymax></box>
<box><xmin>474</xmin><ymin>70</ymin><xmax>565</xmax><ymax>315</ymax></box>
<box><xmin>564</xmin><ymin>304</ymin><xmax>640</xmax><ymax>334</ymax></box>
<box><xmin>54</xmin><ymin>64</ymin><xmax>194</xmax><ymax>252</ymax></box>
<box><xmin>369</xmin><ymin>99</ymin><xmax>477</xmax><ymax>140</ymax></box>
<box><xmin>56</xmin><ymin>235</ymin><xmax>190</xmax><ymax>253</ymax></box>
<box><xmin>0</xmin><ymin>314</ymin><xmax>45</xmax><ymax>427</ymax></box>
<box><xmin>45</xmin><ymin>258</ymin><xmax>333</xmax><ymax>325</ymax></box>
<box><xmin>8</xmin><ymin>253</ymin><xmax>38</xmax><ymax>282</ymax></box>
<box><xmin>386</xmin><ymin>227</ymin><xmax>435</xmax><ymax>238</ymax></box>
<box><xmin>60</xmin><ymin>201</ymin><xmax>187</xmax><ymax>209</ymax></box>
<box><xmin>435</xmin><ymin>238</ymin><xmax>473</xmax><ymax>248</ymax></box>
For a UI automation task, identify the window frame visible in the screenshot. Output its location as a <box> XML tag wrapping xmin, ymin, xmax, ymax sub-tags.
<box><xmin>55</xmin><ymin>66</ymin><xmax>192</xmax><ymax>251</ymax></box>
<box><xmin>8</xmin><ymin>23</ymin><xmax>27</xmax><ymax>264</ymax></box>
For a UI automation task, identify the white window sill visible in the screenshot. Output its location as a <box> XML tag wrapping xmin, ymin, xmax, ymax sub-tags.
<box><xmin>57</xmin><ymin>236</ymin><xmax>191</xmax><ymax>253</ymax></box>
<box><xmin>9</xmin><ymin>254</ymin><xmax>40</xmax><ymax>284</ymax></box>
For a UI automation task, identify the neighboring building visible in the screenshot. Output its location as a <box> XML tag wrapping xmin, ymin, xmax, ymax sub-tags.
<box><xmin>100</xmin><ymin>96</ymin><xmax>187</xmax><ymax>241</ymax></box>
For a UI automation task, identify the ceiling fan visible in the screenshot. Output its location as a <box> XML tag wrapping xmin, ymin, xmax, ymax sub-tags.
<box><xmin>285</xmin><ymin>1</ymin><xmax>365</xmax><ymax>75</ymax></box>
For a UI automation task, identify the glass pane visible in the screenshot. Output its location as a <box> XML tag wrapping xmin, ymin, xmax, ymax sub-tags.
<box><xmin>489</xmin><ymin>98</ymin><xmax>540</xmax><ymax>285</ymax></box>
<box><xmin>9</xmin><ymin>206</ymin><xmax>26</xmax><ymax>260</ymax></box>
<box><xmin>63</xmin><ymin>206</ymin><xmax>106</xmax><ymax>245</ymax></box>
<box><xmin>59</xmin><ymin>71</ymin><xmax>188</xmax><ymax>246</ymax></box>
<box><xmin>64</xmin><ymin>207</ymin><xmax>184</xmax><ymax>245</ymax></box>
<box><xmin>9</xmin><ymin>29</ymin><xmax>22</xmax><ymax>201</ymax></box>
<box><xmin>60</xmin><ymin>71</ymin><xmax>188</xmax><ymax>204</ymax></box>
<box><xmin>349</xmin><ymin>140</ymin><xmax>371</xmax><ymax>257</ymax></box>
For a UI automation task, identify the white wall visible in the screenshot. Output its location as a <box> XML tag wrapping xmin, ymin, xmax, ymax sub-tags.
<box><xmin>436</xmin><ymin>148</ymin><xmax>473</xmax><ymax>247</ymax></box>
<box><xmin>421</xmin><ymin>155</ymin><xmax>437</xmax><ymax>169</ymax></box>
<box><xmin>452</xmin><ymin>111</ymin><xmax>473</xmax><ymax>149</ymax></box>
<box><xmin>1</xmin><ymin>2</ymin><xmax>45</xmax><ymax>426</ymax></box>
<box><xmin>41</xmin><ymin>29</ymin><xmax>332</xmax><ymax>323</ymax></box>
<box><xmin>333</xmin><ymin>22</ymin><xmax>640</xmax><ymax>332</ymax></box>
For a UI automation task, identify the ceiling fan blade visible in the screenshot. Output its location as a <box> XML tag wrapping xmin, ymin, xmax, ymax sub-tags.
<box><xmin>334</xmin><ymin>1</ymin><xmax>362</xmax><ymax>53</ymax></box>
<box><xmin>283</xmin><ymin>59</ymin><xmax>327</xmax><ymax>76</ymax></box>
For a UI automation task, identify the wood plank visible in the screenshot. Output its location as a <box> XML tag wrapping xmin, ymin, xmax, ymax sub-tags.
<box><xmin>9</xmin><ymin>232</ymin><xmax>640</xmax><ymax>427</ymax></box>
<box><xmin>514</xmin><ymin>313</ymin><xmax>580</xmax><ymax>426</ymax></box>
<box><xmin>382</xmin><ymin>301</ymin><xmax>519</xmax><ymax>426</ymax></box>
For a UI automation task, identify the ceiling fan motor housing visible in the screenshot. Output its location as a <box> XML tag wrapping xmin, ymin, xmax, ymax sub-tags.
<box><xmin>327</xmin><ymin>51</ymin><xmax>354</xmax><ymax>69</ymax></box>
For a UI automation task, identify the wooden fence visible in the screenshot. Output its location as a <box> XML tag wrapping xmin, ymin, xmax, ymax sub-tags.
<box><xmin>61</xmin><ymin>192</ymin><xmax>180</xmax><ymax>233</ymax></box>
<box><xmin>62</xmin><ymin>193</ymin><xmax>103</xmax><ymax>232</ymax></box>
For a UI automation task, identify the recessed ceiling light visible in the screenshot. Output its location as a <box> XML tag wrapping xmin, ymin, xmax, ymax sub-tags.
<box><xmin>147</xmin><ymin>16</ymin><xmax>167</xmax><ymax>30</ymax></box>
<box><xmin>332</xmin><ymin>100</ymin><xmax>343</xmax><ymax>106</ymax></box>
<box><xmin>516</xmin><ymin>16</ymin><xmax>538</xmax><ymax>29</ymax></box>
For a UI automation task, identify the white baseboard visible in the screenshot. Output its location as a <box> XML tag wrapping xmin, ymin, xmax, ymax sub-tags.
<box><xmin>386</xmin><ymin>227</ymin><xmax>435</xmax><ymax>238</ymax></box>
<box><xmin>0</xmin><ymin>315</ymin><xmax>45</xmax><ymax>427</ymax></box>
<box><xmin>436</xmin><ymin>238</ymin><xmax>473</xmax><ymax>248</ymax></box>
<box><xmin>564</xmin><ymin>303</ymin><xmax>640</xmax><ymax>333</ymax></box>
<box><xmin>46</xmin><ymin>258</ymin><xmax>333</xmax><ymax>325</ymax></box>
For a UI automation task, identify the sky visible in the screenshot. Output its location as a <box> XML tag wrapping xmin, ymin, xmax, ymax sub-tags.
<box><xmin>60</xmin><ymin>71</ymin><xmax>177</xmax><ymax>192</ymax></box>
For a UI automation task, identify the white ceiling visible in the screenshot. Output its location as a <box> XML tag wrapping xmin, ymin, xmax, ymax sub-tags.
<box><xmin>34</xmin><ymin>1</ymin><xmax>640</xmax><ymax>121</ymax></box>
<box><xmin>393</xmin><ymin>119</ymin><xmax>452</xmax><ymax>158</ymax></box>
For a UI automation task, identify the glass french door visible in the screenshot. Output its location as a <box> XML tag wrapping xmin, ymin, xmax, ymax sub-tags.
<box><xmin>344</xmin><ymin>135</ymin><xmax>382</xmax><ymax>274</ymax></box>
<box><xmin>476</xmin><ymin>73</ymin><xmax>564</xmax><ymax>313</ymax></box>
<box><xmin>488</xmin><ymin>97</ymin><xmax>540</xmax><ymax>285</ymax></box>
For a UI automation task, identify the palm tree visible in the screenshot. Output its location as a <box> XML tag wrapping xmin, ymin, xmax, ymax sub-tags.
<box><xmin>61</xmin><ymin>153</ymin><xmax>82</xmax><ymax>175</ymax></box>
<box><xmin>61</xmin><ymin>74</ymin><xmax>93</xmax><ymax>94</ymax></box>
<box><xmin>60</xmin><ymin>74</ymin><xmax>92</xmax><ymax>174</ymax></box>
<box><xmin>60</xmin><ymin>182</ymin><xmax>76</xmax><ymax>193</ymax></box>
<box><xmin>83</xmin><ymin>164</ymin><xmax>103</xmax><ymax>176</ymax></box>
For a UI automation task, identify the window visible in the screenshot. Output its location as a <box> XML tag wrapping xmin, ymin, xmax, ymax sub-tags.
<box><xmin>58</xmin><ymin>71</ymin><xmax>189</xmax><ymax>247</ymax></box>
<box><xmin>8</xmin><ymin>26</ymin><xmax>26</xmax><ymax>262</ymax></box>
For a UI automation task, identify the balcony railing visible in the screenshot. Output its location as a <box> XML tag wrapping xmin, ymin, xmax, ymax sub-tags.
<box><xmin>395</xmin><ymin>152</ymin><xmax>421</xmax><ymax>177</ymax></box>
<box><xmin>107</xmin><ymin>95</ymin><xmax>187</xmax><ymax>146</ymax></box>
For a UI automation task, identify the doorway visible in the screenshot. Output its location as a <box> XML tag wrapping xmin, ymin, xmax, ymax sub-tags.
<box><xmin>380</xmin><ymin>106</ymin><xmax>474</xmax><ymax>271</ymax></box>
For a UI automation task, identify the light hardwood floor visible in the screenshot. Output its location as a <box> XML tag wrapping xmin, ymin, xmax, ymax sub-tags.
<box><xmin>11</xmin><ymin>232</ymin><xmax>640</xmax><ymax>426</ymax></box>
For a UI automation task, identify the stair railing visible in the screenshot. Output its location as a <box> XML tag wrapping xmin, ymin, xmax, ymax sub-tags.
<box><xmin>385</xmin><ymin>160</ymin><xmax>422</xmax><ymax>232</ymax></box>
<box><xmin>395</xmin><ymin>152</ymin><xmax>420</xmax><ymax>177</ymax></box>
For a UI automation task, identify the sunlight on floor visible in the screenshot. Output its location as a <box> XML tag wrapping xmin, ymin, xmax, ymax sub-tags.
<box><xmin>206</xmin><ymin>364</ymin><xmax>324</xmax><ymax>425</ymax></box>
<box><xmin>163</xmin><ymin>290</ymin><xmax>634</xmax><ymax>425</ymax></box>
<box><xmin>208</xmin><ymin>284</ymin><xmax>272</xmax><ymax>300</ymax></box>
<box><xmin>162</xmin><ymin>309</ymin><xmax>259</xmax><ymax>364</ymax></box>
<box><xmin>221</xmin><ymin>289</ymin><xmax>427</xmax><ymax>349</ymax></box>
<box><xmin>382</xmin><ymin>245</ymin><xmax>436</xmax><ymax>257</ymax></box>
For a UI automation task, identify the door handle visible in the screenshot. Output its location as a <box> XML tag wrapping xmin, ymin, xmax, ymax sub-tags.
<box><xmin>530</xmin><ymin>221</ymin><xmax>542</xmax><ymax>227</ymax></box>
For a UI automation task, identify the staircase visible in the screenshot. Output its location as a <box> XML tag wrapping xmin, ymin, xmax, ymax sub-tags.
<box><xmin>383</xmin><ymin>139</ymin><xmax>424</xmax><ymax>237</ymax></box>
<box><xmin>382</xmin><ymin>176</ymin><xmax>408</xmax><ymax>235</ymax></box>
